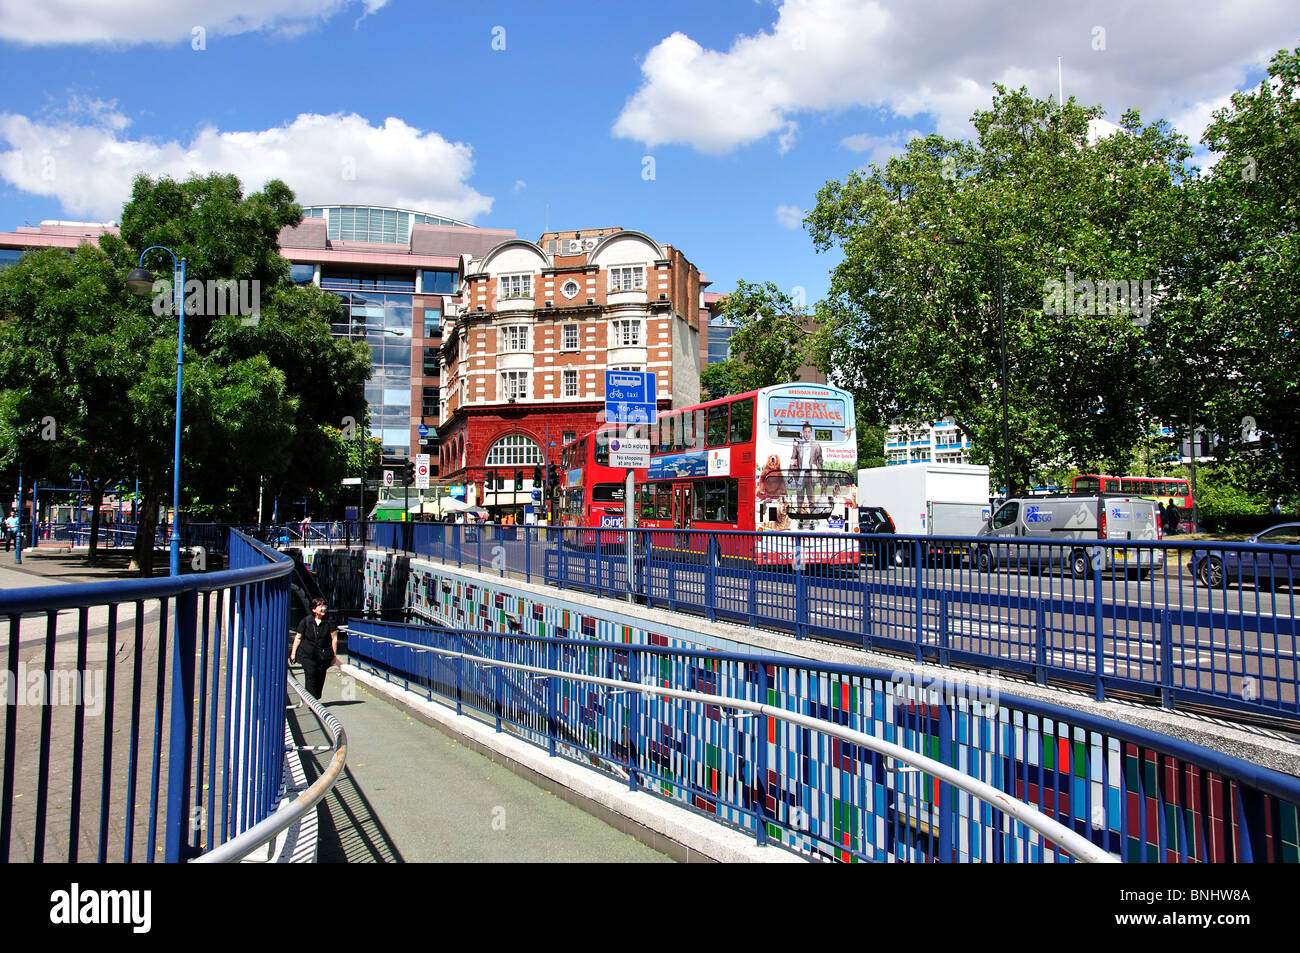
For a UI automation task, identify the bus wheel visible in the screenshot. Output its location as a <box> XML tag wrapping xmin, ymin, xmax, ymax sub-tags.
<box><xmin>977</xmin><ymin>548</ymin><xmax>994</xmax><ymax>574</ymax></box>
<box><xmin>1071</xmin><ymin>549</ymin><xmax>1089</xmax><ymax>579</ymax></box>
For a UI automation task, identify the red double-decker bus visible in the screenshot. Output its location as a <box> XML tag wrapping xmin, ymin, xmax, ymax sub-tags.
<box><xmin>635</xmin><ymin>383</ymin><xmax>860</xmax><ymax>566</ymax></box>
<box><xmin>1072</xmin><ymin>474</ymin><xmax>1195</xmax><ymax>532</ymax></box>
<box><xmin>558</xmin><ymin>424</ymin><xmax>646</xmax><ymax>545</ymax></box>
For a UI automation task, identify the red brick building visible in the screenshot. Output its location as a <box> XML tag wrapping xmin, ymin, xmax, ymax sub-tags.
<box><xmin>438</xmin><ymin>227</ymin><xmax>704</xmax><ymax>518</ymax></box>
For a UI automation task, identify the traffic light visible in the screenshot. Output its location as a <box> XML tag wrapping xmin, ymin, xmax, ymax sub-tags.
<box><xmin>532</xmin><ymin>465</ymin><xmax>542</xmax><ymax>486</ymax></box>
<box><xmin>548</xmin><ymin>463</ymin><xmax>561</xmax><ymax>498</ymax></box>
<box><xmin>514</xmin><ymin>469</ymin><xmax>523</xmax><ymax>488</ymax></box>
<box><xmin>484</xmin><ymin>471</ymin><xmax>495</xmax><ymax>491</ymax></box>
<box><xmin>404</xmin><ymin>460</ymin><xmax>415</xmax><ymax>486</ymax></box>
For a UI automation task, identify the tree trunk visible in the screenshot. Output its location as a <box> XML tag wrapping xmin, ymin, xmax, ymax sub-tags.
<box><xmin>130</xmin><ymin>473</ymin><xmax>162</xmax><ymax>575</ymax></box>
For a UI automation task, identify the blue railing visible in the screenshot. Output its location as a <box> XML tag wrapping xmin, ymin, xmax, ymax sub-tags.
<box><xmin>344</xmin><ymin>620</ymin><xmax>1300</xmax><ymax>862</ymax></box>
<box><xmin>339</xmin><ymin>523</ymin><xmax>1300</xmax><ymax>721</ymax></box>
<box><xmin>0</xmin><ymin>530</ymin><xmax>293</xmax><ymax>862</ymax></box>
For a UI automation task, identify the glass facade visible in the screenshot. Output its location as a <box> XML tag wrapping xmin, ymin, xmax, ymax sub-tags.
<box><xmin>302</xmin><ymin>206</ymin><xmax>471</xmax><ymax>244</ymax></box>
<box><xmin>707</xmin><ymin>315</ymin><xmax>736</xmax><ymax>364</ymax></box>
<box><xmin>422</xmin><ymin>269</ymin><xmax>457</xmax><ymax>294</ymax></box>
<box><xmin>328</xmin><ymin>290</ymin><xmax>414</xmax><ymax>455</ymax></box>
<box><xmin>0</xmin><ymin>248</ymin><xmax>25</xmax><ymax>270</ymax></box>
<box><xmin>289</xmin><ymin>263</ymin><xmax>316</xmax><ymax>284</ymax></box>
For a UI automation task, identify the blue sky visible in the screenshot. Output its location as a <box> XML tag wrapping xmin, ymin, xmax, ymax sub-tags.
<box><xmin>1</xmin><ymin>0</ymin><xmax>1296</xmax><ymax>304</ymax></box>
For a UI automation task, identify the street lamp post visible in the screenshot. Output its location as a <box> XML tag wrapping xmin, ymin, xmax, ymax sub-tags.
<box><xmin>126</xmin><ymin>247</ymin><xmax>186</xmax><ymax>576</ymax></box>
<box><xmin>948</xmin><ymin>237</ymin><xmax>1011</xmax><ymax>499</ymax></box>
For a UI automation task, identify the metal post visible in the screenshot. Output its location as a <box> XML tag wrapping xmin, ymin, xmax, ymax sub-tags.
<box><xmin>624</xmin><ymin>468</ymin><xmax>634</xmax><ymax>603</ymax></box>
<box><xmin>997</xmin><ymin>247</ymin><xmax>1010</xmax><ymax>499</ymax></box>
<box><xmin>1188</xmin><ymin>404</ymin><xmax>1198</xmax><ymax>533</ymax></box>
<box><xmin>14</xmin><ymin>463</ymin><xmax>22</xmax><ymax>564</ymax></box>
<box><xmin>168</xmin><ymin>257</ymin><xmax>186</xmax><ymax>578</ymax></box>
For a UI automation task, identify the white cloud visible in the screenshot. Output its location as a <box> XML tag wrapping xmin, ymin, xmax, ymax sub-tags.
<box><xmin>612</xmin><ymin>0</ymin><xmax>1294</xmax><ymax>154</ymax></box>
<box><xmin>513</xmin><ymin>179</ymin><xmax>527</xmax><ymax>193</ymax></box>
<box><xmin>841</xmin><ymin>128</ymin><xmax>923</xmax><ymax>168</ymax></box>
<box><xmin>0</xmin><ymin>0</ymin><xmax>389</xmax><ymax>46</ymax></box>
<box><xmin>775</xmin><ymin>204</ymin><xmax>805</xmax><ymax>228</ymax></box>
<box><xmin>0</xmin><ymin>108</ymin><xmax>493</xmax><ymax>223</ymax></box>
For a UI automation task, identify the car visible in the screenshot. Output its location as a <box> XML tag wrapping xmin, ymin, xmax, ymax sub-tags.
<box><xmin>858</xmin><ymin>505</ymin><xmax>904</xmax><ymax>567</ymax></box>
<box><xmin>1190</xmin><ymin>523</ymin><xmax>1300</xmax><ymax>588</ymax></box>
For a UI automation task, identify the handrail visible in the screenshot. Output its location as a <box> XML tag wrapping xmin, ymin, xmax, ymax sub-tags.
<box><xmin>349</xmin><ymin>629</ymin><xmax>1116</xmax><ymax>863</ymax></box>
<box><xmin>193</xmin><ymin>674</ymin><xmax>347</xmax><ymax>863</ymax></box>
<box><xmin>0</xmin><ymin>560</ymin><xmax>290</xmax><ymax>614</ymax></box>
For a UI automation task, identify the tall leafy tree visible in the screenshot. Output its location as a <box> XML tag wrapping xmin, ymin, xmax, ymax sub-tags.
<box><xmin>1150</xmin><ymin>46</ymin><xmax>1300</xmax><ymax>495</ymax></box>
<box><xmin>1</xmin><ymin>173</ymin><xmax>370</xmax><ymax>572</ymax></box>
<box><xmin>807</xmin><ymin>87</ymin><xmax>1196</xmax><ymax>494</ymax></box>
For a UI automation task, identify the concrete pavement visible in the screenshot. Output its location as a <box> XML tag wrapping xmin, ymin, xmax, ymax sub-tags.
<box><xmin>290</xmin><ymin>666</ymin><xmax>673</xmax><ymax>863</ymax></box>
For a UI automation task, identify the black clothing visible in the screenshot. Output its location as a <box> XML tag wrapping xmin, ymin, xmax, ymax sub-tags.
<box><xmin>295</xmin><ymin>613</ymin><xmax>335</xmax><ymax>700</ymax></box>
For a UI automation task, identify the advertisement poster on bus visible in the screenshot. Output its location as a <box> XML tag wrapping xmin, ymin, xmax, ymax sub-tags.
<box><xmin>754</xmin><ymin>384</ymin><xmax>858</xmax><ymax>563</ymax></box>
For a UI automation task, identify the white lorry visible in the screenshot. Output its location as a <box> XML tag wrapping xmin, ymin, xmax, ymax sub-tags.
<box><xmin>856</xmin><ymin>463</ymin><xmax>992</xmax><ymax>562</ymax></box>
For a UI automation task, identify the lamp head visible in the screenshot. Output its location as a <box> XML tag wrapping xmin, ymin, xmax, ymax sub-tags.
<box><xmin>125</xmin><ymin>267</ymin><xmax>156</xmax><ymax>295</ymax></box>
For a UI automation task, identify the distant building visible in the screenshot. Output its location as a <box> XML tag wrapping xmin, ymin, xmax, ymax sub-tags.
<box><xmin>885</xmin><ymin>418</ymin><xmax>974</xmax><ymax>465</ymax></box>
<box><xmin>437</xmin><ymin>227</ymin><xmax>705</xmax><ymax>519</ymax></box>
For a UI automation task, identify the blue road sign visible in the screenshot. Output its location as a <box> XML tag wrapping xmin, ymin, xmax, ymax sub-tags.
<box><xmin>605</xmin><ymin>401</ymin><xmax>658</xmax><ymax>427</ymax></box>
<box><xmin>605</xmin><ymin>371</ymin><xmax>655</xmax><ymax>403</ymax></box>
<box><xmin>417</xmin><ymin>424</ymin><xmax>429</xmax><ymax>437</ymax></box>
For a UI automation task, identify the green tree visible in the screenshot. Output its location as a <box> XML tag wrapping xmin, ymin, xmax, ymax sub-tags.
<box><xmin>1150</xmin><ymin>46</ymin><xmax>1300</xmax><ymax>495</ymax></box>
<box><xmin>0</xmin><ymin>172</ymin><xmax>371</xmax><ymax>572</ymax></box>
<box><xmin>808</xmin><ymin>86</ymin><xmax>1196</xmax><ymax>495</ymax></box>
<box><xmin>700</xmin><ymin>280</ymin><xmax>814</xmax><ymax>400</ymax></box>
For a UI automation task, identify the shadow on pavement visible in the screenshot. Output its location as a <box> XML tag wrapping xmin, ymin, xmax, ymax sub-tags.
<box><xmin>289</xmin><ymin>704</ymin><xmax>404</xmax><ymax>864</ymax></box>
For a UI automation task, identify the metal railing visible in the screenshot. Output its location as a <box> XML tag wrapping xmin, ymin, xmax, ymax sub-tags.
<box><xmin>342</xmin><ymin>523</ymin><xmax>1300</xmax><ymax>721</ymax></box>
<box><xmin>193</xmin><ymin>673</ymin><xmax>346</xmax><ymax>863</ymax></box>
<box><xmin>344</xmin><ymin>620</ymin><xmax>1300</xmax><ymax>863</ymax></box>
<box><xmin>0</xmin><ymin>530</ymin><xmax>293</xmax><ymax>862</ymax></box>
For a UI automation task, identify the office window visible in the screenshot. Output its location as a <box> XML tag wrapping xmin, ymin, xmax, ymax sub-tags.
<box><xmin>609</xmin><ymin>266</ymin><xmax>645</xmax><ymax>292</ymax></box>
<box><xmin>422</xmin><ymin>387</ymin><xmax>439</xmax><ymax>418</ymax></box>
<box><xmin>423</xmin><ymin>347</ymin><xmax>439</xmax><ymax>377</ymax></box>
<box><xmin>563</xmin><ymin>324</ymin><xmax>579</xmax><ymax>350</ymax></box>
<box><xmin>500</xmin><ymin>325</ymin><xmax>529</xmax><ymax>352</ymax></box>
<box><xmin>563</xmin><ymin>370</ymin><xmax>578</xmax><ymax>398</ymax></box>
<box><xmin>421</xmin><ymin>270</ymin><xmax>457</xmax><ymax>294</ymax></box>
<box><xmin>499</xmin><ymin>273</ymin><xmax>532</xmax><ymax>299</ymax></box>
<box><xmin>289</xmin><ymin>264</ymin><xmax>315</xmax><ymax>285</ymax></box>
<box><xmin>501</xmin><ymin>371</ymin><xmax>528</xmax><ymax>400</ymax></box>
<box><xmin>612</xmin><ymin>321</ymin><xmax>641</xmax><ymax>346</ymax></box>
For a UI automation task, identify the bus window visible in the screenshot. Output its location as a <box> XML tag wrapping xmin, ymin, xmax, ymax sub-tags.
<box><xmin>707</xmin><ymin>404</ymin><xmax>729</xmax><ymax>447</ymax></box>
<box><xmin>729</xmin><ymin>398</ymin><xmax>753</xmax><ymax>443</ymax></box>
<box><xmin>638</xmin><ymin>485</ymin><xmax>656</xmax><ymax>520</ymax></box>
<box><xmin>1121</xmin><ymin>478</ymin><xmax>1138</xmax><ymax>493</ymax></box>
<box><xmin>655</xmin><ymin>483</ymin><xmax>673</xmax><ymax>519</ymax></box>
<box><xmin>692</xmin><ymin>479</ymin><xmax>738</xmax><ymax>523</ymax></box>
<box><xmin>657</xmin><ymin>415</ymin><xmax>674</xmax><ymax>454</ymax></box>
<box><xmin>673</xmin><ymin>414</ymin><xmax>687</xmax><ymax>452</ymax></box>
<box><xmin>594</xmin><ymin>435</ymin><xmax>609</xmax><ymax>466</ymax></box>
<box><xmin>691</xmin><ymin>409</ymin><xmax>707</xmax><ymax>449</ymax></box>
<box><xmin>1074</xmin><ymin>476</ymin><xmax>1100</xmax><ymax>493</ymax></box>
<box><xmin>1103</xmin><ymin>478</ymin><xmax>1120</xmax><ymax>492</ymax></box>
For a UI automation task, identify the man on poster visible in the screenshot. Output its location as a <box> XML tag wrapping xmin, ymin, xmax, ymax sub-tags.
<box><xmin>789</xmin><ymin>421</ymin><xmax>824</xmax><ymax>513</ymax></box>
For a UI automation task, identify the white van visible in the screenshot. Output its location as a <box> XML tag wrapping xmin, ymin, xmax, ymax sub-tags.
<box><xmin>974</xmin><ymin>495</ymin><xmax>1164</xmax><ymax>577</ymax></box>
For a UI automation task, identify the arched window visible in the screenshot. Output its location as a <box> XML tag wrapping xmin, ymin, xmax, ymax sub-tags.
<box><xmin>484</xmin><ymin>434</ymin><xmax>543</xmax><ymax>466</ymax></box>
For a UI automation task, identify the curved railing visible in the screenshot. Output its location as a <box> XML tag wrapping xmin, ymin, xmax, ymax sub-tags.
<box><xmin>193</xmin><ymin>673</ymin><xmax>346</xmax><ymax>863</ymax></box>
<box><xmin>344</xmin><ymin>620</ymin><xmax>1300</xmax><ymax>863</ymax></box>
<box><xmin>0</xmin><ymin>530</ymin><xmax>293</xmax><ymax>862</ymax></box>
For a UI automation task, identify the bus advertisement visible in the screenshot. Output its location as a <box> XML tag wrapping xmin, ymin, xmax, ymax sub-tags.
<box><xmin>637</xmin><ymin>382</ymin><xmax>859</xmax><ymax>566</ymax></box>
